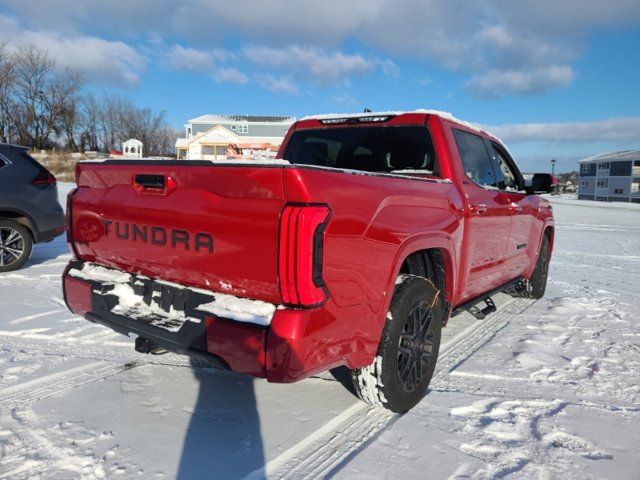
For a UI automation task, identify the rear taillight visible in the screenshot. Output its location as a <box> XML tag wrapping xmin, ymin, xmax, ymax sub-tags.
<box><xmin>278</xmin><ymin>204</ymin><xmax>331</xmax><ymax>307</ymax></box>
<box><xmin>32</xmin><ymin>168</ymin><xmax>57</xmax><ymax>186</ymax></box>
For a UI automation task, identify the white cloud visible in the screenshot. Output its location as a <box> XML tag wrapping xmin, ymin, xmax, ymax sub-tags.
<box><xmin>167</xmin><ymin>45</ymin><xmax>248</xmax><ymax>84</ymax></box>
<box><xmin>2</xmin><ymin>1</ymin><xmax>640</xmax><ymax>96</ymax></box>
<box><xmin>212</xmin><ymin>68</ymin><xmax>249</xmax><ymax>84</ymax></box>
<box><xmin>466</xmin><ymin>65</ymin><xmax>575</xmax><ymax>98</ymax></box>
<box><xmin>244</xmin><ymin>46</ymin><xmax>378</xmax><ymax>84</ymax></box>
<box><xmin>167</xmin><ymin>45</ymin><xmax>213</xmax><ymax>73</ymax></box>
<box><xmin>0</xmin><ymin>15</ymin><xmax>145</xmax><ymax>86</ymax></box>
<box><xmin>259</xmin><ymin>75</ymin><xmax>299</xmax><ymax>95</ymax></box>
<box><xmin>482</xmin><ymin>117</ymin><xmax>640</xmax><ymax>143</ymax></box>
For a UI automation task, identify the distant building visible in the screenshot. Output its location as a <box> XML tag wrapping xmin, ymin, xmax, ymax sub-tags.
<box><xmin>175</xmin><ymin>114</ymin><xmax>295</xmax><ymax>160</ymax></box>
<box><xmin>577</xmin><ymin>150</ymin><xmax>640</xmax><ymax>202</ymax></box>
<box><xmin>123</xmin><ymin>139</ymin><xmax>143</xmax><ymax>159</ymax></box>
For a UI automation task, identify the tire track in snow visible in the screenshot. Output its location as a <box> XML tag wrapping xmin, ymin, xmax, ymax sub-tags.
<box><xmin>0</xmin><ymin>360</ymin><xmax>141</xmax><ymax>410</ymax></box>
<box><xmin>247</xmin><ymin>297</ymin><xmax>534</xmax><ymax>480</ymax></box>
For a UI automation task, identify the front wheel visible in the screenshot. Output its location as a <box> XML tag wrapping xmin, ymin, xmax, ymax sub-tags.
<box><xmin>0</xmin><ymin>220</ymin><xmax>33</xmax><ymax>272</ymax></box>
<box><xmin>351</xmin><ymin>275</ymin><xmax>444</xmax><ymax>413</ymax></box>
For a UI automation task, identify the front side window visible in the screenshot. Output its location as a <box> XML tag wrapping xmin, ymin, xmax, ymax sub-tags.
<box><xmin>283</xmin><ymin>126</ymin><xmax>438</xmax><ymax>175</ymax></box>
<box><xmin>489</xmin><ymin>142</ymin><xmax>521</xmax><ymax>190</ymax></box>
<box><xmin>452</xmin><ymin>129</ymin><xmax>497</xmax><ymax>188</ymax></box>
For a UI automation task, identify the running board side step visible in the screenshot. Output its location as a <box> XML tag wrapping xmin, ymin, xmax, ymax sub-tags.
<box><xmin>467</xmin><ymin>297</ymin><xmax>496</xmax><ymax>319</ymax></box>
<box><xmin>451</xmin><ymin>277</ymin><xmax>526</xmax><ymax>319</ymax></box>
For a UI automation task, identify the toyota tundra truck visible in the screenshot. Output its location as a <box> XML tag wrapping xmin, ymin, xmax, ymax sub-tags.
<box><xmin>62</xmin><ymin>110</ymin><xmax>555</xmax><ymax>413</ymax></box>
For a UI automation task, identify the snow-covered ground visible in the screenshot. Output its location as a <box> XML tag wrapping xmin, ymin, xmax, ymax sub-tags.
<box><xmin>1</xmin><ymin>184</ymin><xmax>639</xmax><ymax>479</ymax></box>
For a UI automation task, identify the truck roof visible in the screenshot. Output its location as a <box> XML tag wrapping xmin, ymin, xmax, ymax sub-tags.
<box><xmin>300</xmin><ymin>109</ymin><xmax>499</xmax><ymax>142</ymax></box>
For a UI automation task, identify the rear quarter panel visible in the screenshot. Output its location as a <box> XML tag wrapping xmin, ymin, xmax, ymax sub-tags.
<box><xmin>284</xmin><ymin>167</ymin><xmax>463</xmax><ymax>367</ymax></box>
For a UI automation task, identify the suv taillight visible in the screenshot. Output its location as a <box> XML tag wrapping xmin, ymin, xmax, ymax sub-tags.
<box><xmin>278</xmin><ymin>204</ymin><xmax>331</xmax><ymax>307</ymax></box>
<box><xmin>32</xmin><ymin>169</ymin><xmax>57</xmax><ymax>186</ymax></box>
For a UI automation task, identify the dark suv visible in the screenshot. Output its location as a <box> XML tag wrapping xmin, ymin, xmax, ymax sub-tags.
<box><xmin>0</xmin><ymin>144</ymin><xmax>65</xmax><ymax>271</ymax></box>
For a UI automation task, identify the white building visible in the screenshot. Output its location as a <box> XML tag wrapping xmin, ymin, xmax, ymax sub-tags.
<box><xmin>123</xmin><ymin>139</ymin><xmax>143</xmax><ymax>159</ymax></box>
<box><xmin>175</xmin><ymin>114</ymin><xmax>295</xmax><ymax>160</ymax></box>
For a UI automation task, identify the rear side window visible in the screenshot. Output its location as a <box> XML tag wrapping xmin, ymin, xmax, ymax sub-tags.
<box><xmin>283</xmin><ymin>126</ymin><xmax>438</xmax><ymax>175</ymax></box>
<box><xmin>452</xmin><ymin>129</ymin><xmax>497</xmax><ymax>188</ymax></box>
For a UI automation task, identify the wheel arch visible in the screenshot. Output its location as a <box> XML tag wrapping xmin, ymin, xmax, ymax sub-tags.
<box><xmin>380</xmin><ymin>233</ymin><xmax>457</xmax><ymax>327</ymax></box>
<box><xmin>0</xmin><ymin>209</ymin><xmax>37</xmax><ymax>241</ymax></box>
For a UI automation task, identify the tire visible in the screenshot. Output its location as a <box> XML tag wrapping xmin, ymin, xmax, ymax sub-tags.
<box><xmin>351</xmin><ymin>274</ymin><xmax>444</xmax><ymax>413</ymax></box>
<box><xmin>0</xmin><ymin>220</ymin><xmax>33</xmax><ymax>272</ymax></box>
<box><xmin>526</xmin><ymin>234</ymin><xmax>551</xmax><ymax>299</ymax></box>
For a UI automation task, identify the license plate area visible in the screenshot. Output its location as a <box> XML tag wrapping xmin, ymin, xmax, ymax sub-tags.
<box><xmin>97</xmin><ymin>276</ymin><xmax>213</xmax><ymax>332</ymax></box>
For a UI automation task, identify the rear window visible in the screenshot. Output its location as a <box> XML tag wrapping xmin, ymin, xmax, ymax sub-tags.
<box><xmin>283</xmin><ymin>126</ymin><xmax>438</xmax><ymax>175</ymax></box>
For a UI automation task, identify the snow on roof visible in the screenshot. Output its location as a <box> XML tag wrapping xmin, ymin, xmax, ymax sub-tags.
<box><xmin>577</xmin><ymin>149</ymin><xmax>640</xmax><ymax>163</ymax></box>
<box><xmin>123</xmin><ymin>138</ymin><xmax>142</xmax><ymax>145</ymax></box>
<box><xmin>300</xmin><ymin>109</ymin><xmax>496</xmax><ymax>137</ymax></box>
<box><xmin>188</xmin><ymin>114</ymin><xmax>296</xmax><ymax>124</ymax></box>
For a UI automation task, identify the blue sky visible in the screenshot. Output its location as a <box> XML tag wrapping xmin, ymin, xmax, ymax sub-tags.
<box><xmin>1</xmin><ymin>0</ymin><xmax>639</xmax><ymax>173</ymax></box>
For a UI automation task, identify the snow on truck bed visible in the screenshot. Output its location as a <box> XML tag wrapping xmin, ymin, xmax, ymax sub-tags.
<box><xmin>0</xmin><ymin>184</ymin><xmax>639</xmax><ymax>479</ymax></box>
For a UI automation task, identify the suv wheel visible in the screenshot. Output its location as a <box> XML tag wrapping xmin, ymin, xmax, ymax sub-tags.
<box><xmin>351</xmin><ymin>274</ymin><xmax>444</xmax><ymax>413</ymax></box>
<box><xmin>0</xmin><ymin>220</ymin><xmax>33</xmax><ymax>272</ymax></box>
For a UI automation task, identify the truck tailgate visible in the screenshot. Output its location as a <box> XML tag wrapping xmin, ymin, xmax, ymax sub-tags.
<box><xmin>70</xmin><ymin>161</ymin><xmax>286</xmax><ymax>303</ymax></box>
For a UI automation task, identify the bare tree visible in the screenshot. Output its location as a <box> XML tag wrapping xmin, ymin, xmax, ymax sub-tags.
<box><xmin>0</xmin><ymin>42</ymin><xmax>16</xmax><ymax>143</ymax></box>
<box><xmin>8</xmin><ymin>45</ymin><xmax>84</xmax><ymax>149</ymax></box>
<box><xmin>11</xmin><ymin>44</ymin><xmax>56</xmax><ymax>148</ymax></box>
<box><xmin>52</xmin><ymin>69</ymin><xmax>85</xmax><ymax>151</ymax></box>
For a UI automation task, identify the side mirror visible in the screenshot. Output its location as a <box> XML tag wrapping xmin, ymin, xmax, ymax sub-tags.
<box><xmin>525</xmin><ymin>173</ymin><xmax>556</xmax><ymax>194</ymax></box>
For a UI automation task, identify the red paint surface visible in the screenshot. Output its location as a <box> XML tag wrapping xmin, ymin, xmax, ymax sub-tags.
<box><xmin>65</xmin><ymin>112</ymin><xmax>554</xmax><ymax>382</ymax></box>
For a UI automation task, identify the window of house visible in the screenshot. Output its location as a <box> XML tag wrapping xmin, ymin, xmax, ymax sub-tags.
<box><xmin>202</xmin><ymin>146</ymin><xmax>214</xmax><ymax>155</ymax></box>
<box><xmin>452</xmin><ymin>129</ymin><xmax>497</xmax><ymax>187</ymax></box>
<box><xmin>596</xmin><ymin>179</ymin><xmax>608</xmax><ymax>188</ymax></box>
<box><xmin>237</xmin><ymin>124</ymin><xmax>249</xmax><ymax>134</ymax></box>
<box><xmin>598</xmin><ymin>162</ymin><xmax>610</xmax><ymax>170</ymax></box>
<box><xmin>632</xmin><ymin>179</ymin><xmax>640</xmax><ymax>193</ymax></box>
<box><xmin>614</xmin><ymin>188</ymin><xmax>624</xmax><ymax>194</ymax></box>
<box><xmin>215</xmin><ymin>146</ymin><xmax>227</xmax><ymax>156</ymax></box>
<box><xmin>580</xmin><ymin>163</ymin><xmax>591</xmax><ymax>174</ymax></box>
<box><xmin>230</xmin><ymin>125</ymin><xmax>237</xmax><ymax>130</ymax></box>
<box><xmin>581</xmin><ymin>181</ymin><xmax>588</xmax><ymax>188</ymax></box>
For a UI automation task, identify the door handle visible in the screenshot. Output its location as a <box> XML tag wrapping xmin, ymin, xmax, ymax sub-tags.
<box><xmin>470</xmin><ymin>203</ymin><xmax>488</xmax><ymax>214</ymax></box>
<box><xmin>508</xmin><ymin>202</ymin><xmax>523</xmax><ymax>213</ymax></box>
<box><xmin>133</xmin><ymin>174</ymin><xmax>177</xmax><ymax>195</ymax></box>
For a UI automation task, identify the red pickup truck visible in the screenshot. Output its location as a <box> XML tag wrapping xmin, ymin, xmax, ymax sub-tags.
<box><xmin>63</xmin><ymin>111</ymin><xmax>555</xmax><ymax>412</ymax></box>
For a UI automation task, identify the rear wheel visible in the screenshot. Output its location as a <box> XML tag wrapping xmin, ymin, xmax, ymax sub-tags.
<box><xmin>0</xmin><ymin>220</ymin><xmax>33</xmax><ymax>272</ymax></box>
<box><xmin>526</xmin><ymin>234</ymin><xmax>551</xmax><ymax>299</ymax></box>
<box><xmin>351</xmin><ymin>275</ymin><xmax>444</xmax><ymax>413</ymax></box>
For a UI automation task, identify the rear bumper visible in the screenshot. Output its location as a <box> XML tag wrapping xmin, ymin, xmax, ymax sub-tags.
<box><xmin>34</xmin><ymin>209</ymin><xmax>65</xmax><ymax>242</ymax></box>
<box><xmin>62</xmin><ymin>261</ymin><xmax>351</xmax><ymax>382</ymax></box>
